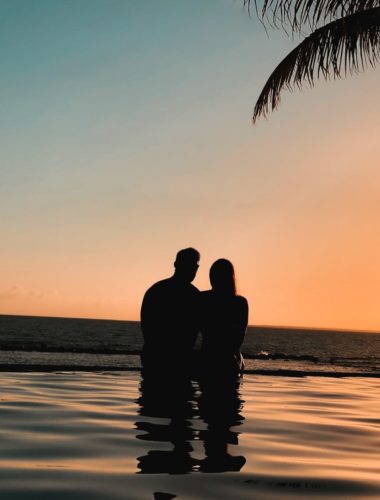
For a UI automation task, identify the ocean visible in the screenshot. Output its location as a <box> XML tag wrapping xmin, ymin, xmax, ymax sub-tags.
<box><xmin>1</xmin><ymin>315</ymin><xmax>380</xmax><ymax>498</ymax></box>
<box><xmin>1</xmin><ymin>315</ymin><xmax>379</xmax><ymax>376</ymax></box>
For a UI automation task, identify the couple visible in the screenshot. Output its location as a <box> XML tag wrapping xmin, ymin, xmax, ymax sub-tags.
<box><xmin>140</xmin><ymin>248</ymin><xmax>248</xmax><ymax>381</ymax></box>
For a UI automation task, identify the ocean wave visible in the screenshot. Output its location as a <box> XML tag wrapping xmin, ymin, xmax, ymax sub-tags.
<box><xmin>244</xmin><ymin>351</ymin><xmax>319</xmax><ymax>363</ymax></box>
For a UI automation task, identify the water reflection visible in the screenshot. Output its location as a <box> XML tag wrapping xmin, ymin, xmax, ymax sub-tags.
<box><xmin>198</xmin><ymin>377</ymin><xmax>246</xmax><ymax>472</ymax></box>
<box><xmin>135</xmin><ymin>374</ymin><xmax>246</xmax><ymax>474</ymax></box>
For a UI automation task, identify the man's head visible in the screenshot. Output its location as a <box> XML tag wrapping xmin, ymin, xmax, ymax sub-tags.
<box><xmin>173</xmin><ymin>247</ymin><xmax>200</xmax><ymax>283</ymax></box>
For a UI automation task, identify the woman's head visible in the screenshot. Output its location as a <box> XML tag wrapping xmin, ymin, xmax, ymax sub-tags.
<box><xmin>209</xmin><ymin>258</ymin><xmax>236</xmax><ymax>295</ymax></box>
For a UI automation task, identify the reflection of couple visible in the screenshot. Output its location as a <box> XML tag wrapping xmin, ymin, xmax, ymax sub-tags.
<box><xmin>140</xmin><ymin>248</ymin><xmax>248</xmax><ymax>380</ymax></box>
<box><xmin>136</xmin><ymin>373</ymin><xmax>246</xmax><ymax>474</ymax></box>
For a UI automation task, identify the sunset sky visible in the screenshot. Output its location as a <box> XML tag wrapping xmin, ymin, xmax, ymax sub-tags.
<box><xmin>1</xmin><ymin>0</ymin><xmax>379</xmax><ymax>330</ymax></box>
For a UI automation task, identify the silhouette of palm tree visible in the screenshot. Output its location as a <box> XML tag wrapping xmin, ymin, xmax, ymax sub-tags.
<box><xmin>244</xmin><ymin>0</ymin><xmax>380</xmax><ymax>122</ymax></box>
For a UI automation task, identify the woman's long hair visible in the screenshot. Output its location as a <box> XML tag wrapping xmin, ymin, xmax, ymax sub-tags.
<box><xmin>209</xmin><ymin>259</ymin><xmax>237</xmax><ymax>296</ymax></box>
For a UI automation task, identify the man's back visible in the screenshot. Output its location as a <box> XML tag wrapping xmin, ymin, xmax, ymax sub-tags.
<box><xmin>141</xmin><ymin>277</ymin><xmax>200</xmax><ymax>373</ymax></box>
<box><xmin>140</xmin><ymin>248</ymin><xmax>201</xmax><ymax>375</ymax></box>
<box><xmin>141</xmin><ymin>277</ymin><xmax>199</xmax><ymax>342</ymax></box>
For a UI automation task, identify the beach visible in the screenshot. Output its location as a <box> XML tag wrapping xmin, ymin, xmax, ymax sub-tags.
<box><xmin>0</xmin><ymin>371</ymin><xmax>379</xmax><ymax>499</ymax></box>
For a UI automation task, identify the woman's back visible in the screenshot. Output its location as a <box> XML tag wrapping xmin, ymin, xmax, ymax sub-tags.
<box><xmin>200</xmin><ymin>290</ymin><xmax>248</xmax><ymax>375</ymax></box>
<box><xmin>201</xmin><ymin>291</ymin><xmax>247</xmax><ymax>351</ymax></box>
<box><xmin>200</xmin><ymin>258</ymin><xmax>249</xmax><ymax>377</ymax></box>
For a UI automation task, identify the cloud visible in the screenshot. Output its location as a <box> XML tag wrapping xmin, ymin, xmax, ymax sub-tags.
<box><xmin>0</xmin><ymin>286</ymin><xmax>59</xmax><ymax>301</ymax></box>
<box><xmin>0</xmin><ymin>286</ymin><xmax>127</xmax><ymax>307</ymax></box>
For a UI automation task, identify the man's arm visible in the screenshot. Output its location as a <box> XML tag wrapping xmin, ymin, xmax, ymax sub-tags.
<box><xmin>140</xmin><ymin>287</ymin><xmax>155</xmax><ymax>342</ymax></box>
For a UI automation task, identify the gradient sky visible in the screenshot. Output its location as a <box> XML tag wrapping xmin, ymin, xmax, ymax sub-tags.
<box><xmin>1</xmin><ymin>0</ymin><xmax>379</xmax><ymax>330</ymax></box>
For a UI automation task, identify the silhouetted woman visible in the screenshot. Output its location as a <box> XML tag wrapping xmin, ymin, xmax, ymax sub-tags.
<box><xmin>200</xmin><ymin>259</ymin><xmax>248</xmax><ymax>381</ymax></box>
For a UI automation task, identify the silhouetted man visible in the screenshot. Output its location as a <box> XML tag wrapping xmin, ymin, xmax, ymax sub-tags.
<box><xmin>140</xmin><ymin>248</ymin><xmax>200</xmax><ymax>377</ymax></box>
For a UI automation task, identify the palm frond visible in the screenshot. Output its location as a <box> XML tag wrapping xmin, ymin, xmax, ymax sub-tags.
<box><xmin>245</xmin><ymin>0</ymin><xmax>380</xmax><ymax>31</ymax></box>
<box><xmin>253</xmin><ymin>7</ymin><xmax>380</xmax><ymax>122</ymax></box>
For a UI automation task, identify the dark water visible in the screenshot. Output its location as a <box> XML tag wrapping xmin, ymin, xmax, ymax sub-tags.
<box><xmin>0</xmin><ymin>315</ymin><xmax>379</xmax><ymax>375</ymax></box>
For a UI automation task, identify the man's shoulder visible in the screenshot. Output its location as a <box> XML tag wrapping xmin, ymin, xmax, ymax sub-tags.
<box><xmin>144</xmin><ymin>277</ymin><xmax>200</xmax><ymax>298</ymax></box>
<box><xmin>189</xmin><ymin>283</ymin><xmax>200</xmax><ymax>294</ymax></box>
<box><xmin>151</xmin><ymin>277</ymin><xmax>173</xmax><ymax>289</ymax></box>
<box><xmin>145</xmin><ymin>278</ymin><xmax>173</xmax><ymax>295</ymax></box>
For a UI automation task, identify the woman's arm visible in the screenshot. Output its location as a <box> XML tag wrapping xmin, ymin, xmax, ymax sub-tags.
<box><xmin>233</xmin><ymin>296</ymin><xmax>249</xmax><ymax>351</ymax></box>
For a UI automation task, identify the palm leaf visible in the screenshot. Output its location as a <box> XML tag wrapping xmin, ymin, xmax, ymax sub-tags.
<box><xmin>245</xmin><ymin>0</ymin><xmax>380</xmax><ymax>31</ymax></box>
<box><xmin>253</xmin><ymin>7</ymin><xmax>380</xmax><ymax>122</ymax></box>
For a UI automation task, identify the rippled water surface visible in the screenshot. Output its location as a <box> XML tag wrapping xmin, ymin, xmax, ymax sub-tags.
<box><xmin>0</xmin><ymin>371</ymin><xmax>379</xmax><ymax>499</ymax></box>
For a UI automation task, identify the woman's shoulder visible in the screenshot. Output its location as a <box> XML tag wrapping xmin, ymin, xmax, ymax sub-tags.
<box><xmin>201</xmin><ymin>291</ymin><xmax>248</xmax><ymax>307</ymax></box>
<box><xmin>235</xmin><ymin>295</ymin><xmax>248</xmax><ymax>308</ymax></box>
<box><xmin>235</xmin><ymin>294</ymin><xmax>247</xmax><ymax>302</ymax></box>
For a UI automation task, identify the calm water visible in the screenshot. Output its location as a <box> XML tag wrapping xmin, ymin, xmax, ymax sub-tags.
<box><xmin>0</xmin><ymin>315</ymin><xmax>380</xmax><ymax>375</ymax></box>
<box><xmin>0</xmin><ymin>371</ymin><xmax>379</xmax><ymax>499</ymax></box>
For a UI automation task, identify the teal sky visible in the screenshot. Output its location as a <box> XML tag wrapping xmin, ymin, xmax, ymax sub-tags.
<box><xmin>1</xmin><ymin>1</ymin><xmax>379</xmax><ymax>330</ymax></box>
